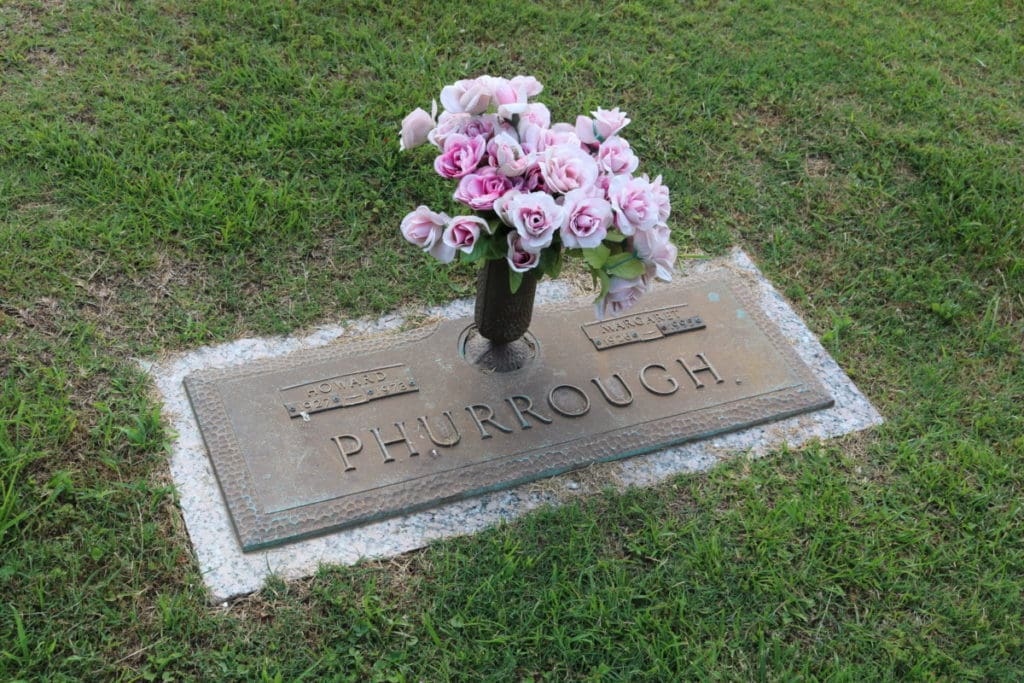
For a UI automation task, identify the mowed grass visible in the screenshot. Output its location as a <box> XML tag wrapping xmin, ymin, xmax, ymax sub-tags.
<box><xmin>1</xmin><ymin>0</ymin><xmax>1022</xmax><ymax>679</ymax></box>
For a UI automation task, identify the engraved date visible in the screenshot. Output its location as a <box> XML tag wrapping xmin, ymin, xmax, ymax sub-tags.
<box><xmin>281</xmin><ymin>364</ymin><xmax>418</xmax><ymax>418</ymax></box>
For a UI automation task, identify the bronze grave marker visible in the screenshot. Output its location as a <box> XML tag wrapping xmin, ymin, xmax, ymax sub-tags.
<box><xmin>185</xmin><ymin>268</ymin><xmax>833</xmax><ymax>550</ymax></box>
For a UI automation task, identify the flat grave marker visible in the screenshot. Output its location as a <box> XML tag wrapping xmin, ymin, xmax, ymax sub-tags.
<box><xmin>144</xmin><ymin>250</ymin><xmax>882</xmax><ymax>601</ymax></box>
<box><xmin>185</xmin><ymin>267</ymin><xmax>833</xmax><ymax>550</ymax></box>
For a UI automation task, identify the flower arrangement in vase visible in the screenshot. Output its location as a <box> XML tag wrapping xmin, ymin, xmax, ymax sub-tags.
<box><xmin>399</xmin><ymin>75</ymin><xmax>677</xmax><ymax>356</ymax></box>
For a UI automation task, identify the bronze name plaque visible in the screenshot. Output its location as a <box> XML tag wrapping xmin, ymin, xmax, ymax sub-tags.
<box><xmin>185</xmin><ymin>268</ymin><xmax>833</xmax><ymax>550</ymax></box>
<box><xmin>581</xmin><ymin>304</ymin><xmax>707</xmax><ymax>350</ymax></box>
<box><xmin>280</xmin><ymin>363</ymin><xmax>418</xmax><ymax>419</ymax></box>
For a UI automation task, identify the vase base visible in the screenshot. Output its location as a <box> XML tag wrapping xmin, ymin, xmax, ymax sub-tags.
<box><xmin>458</xmin><ymin>325</ymin><xmax>538</xmax><ymax>373</ymax></box>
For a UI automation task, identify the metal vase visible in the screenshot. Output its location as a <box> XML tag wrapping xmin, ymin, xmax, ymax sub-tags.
<box><xmin>473</xmin><ymin>258</ymin><xmax>536</xmax><ymax>345</ymax></box>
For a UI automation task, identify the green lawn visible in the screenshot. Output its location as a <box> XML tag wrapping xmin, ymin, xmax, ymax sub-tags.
<box><xmin>2</xmin><ymin>0</ymin><xmax>1022</xmax><ymax>679</ymax></box>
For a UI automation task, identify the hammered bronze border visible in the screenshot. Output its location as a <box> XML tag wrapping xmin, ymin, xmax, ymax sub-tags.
<box><xmin>184</xmin><ymin>266</ymin><xmax>833</xmax><ymax>551</ymax></box>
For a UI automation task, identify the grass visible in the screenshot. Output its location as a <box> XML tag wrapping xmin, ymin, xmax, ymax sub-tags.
<box><xmin>1</xmin><ymin>0</ymin><xmax>1022</xmax><ymax>679</ymax></box>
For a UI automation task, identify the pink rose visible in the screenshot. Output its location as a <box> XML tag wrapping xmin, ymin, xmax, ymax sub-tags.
<box><xmin>439</xmin><ymin>76</ymin><xmax>495</xmax><ymax>115</ymax></box>
<box><xmin>560</xmin><ymin>189</ymin><xmax>611</xmax><ymax>249</ymax></box>
<box><xmin>632</xmin><ymin>225</ymin><xmax>677</xmax><ymax>281</ymax></box>
<box><xmin>575</xmin><ymin>116</ymin><xmax>598</xmax><ymax>146</ymax></box>
<box><xmin>428</xmin><ymin>111</ymin><xmax>471</xmax><ymax>149</ymax></box>
<box><xmin>546</xmin><ymin>124</ymin><xmax>581</xmax><ymax>147</ymax></box>
<box><xmin>595</xmin><ymin>136</ymin><xmax>639</xmax><ymax>176</ymax></box>
<box><xmin>434</xmin><ymin>133</ymin><xmax>487</xmax><ymax>179</ymax></box>
<box><xmin>518</xmin><ymin>103</ymin><xmax>551</xmax><ymax>129</ymax></box>
<box><xmin>492</xmin><ymin>190</ymin><xmax>521</xmax><ymax>226</ymax></box>
<box><xmin>492</xmin><ymin>79</ymin><xmax>518</xmax><ymax>105</ymax></box>
<box><xmin>511</xmin><ymin>164</ymin><xmax>546</xmax><ymax>193</ymax></box>
<box><xmin>540</xmin><ymin>143</ymin><xmax>599</xmax><ymax>194</ymax></box>
<box><xmin>576</xmin><ymin>107</ymin><xmax>631</xmax><ymax>146</ymax></box>
<box><xmin>493</xmin><ymin>79</ymin><xmax>529</xmax><ymax>119</ymax></box>
<box><xmin>507</xmin><ymin>231</ymin><xmax>540</xmax><ymax>272</ymax></box>
<box><xmin>453</xmin><ymin>167</ymin><xmax>514</xmax><ymax>211</ymax></box>
<box><xmin>607</xmin><ymin>175</ymin><xmax>660</xmax><ymax>235</ymax></box>
<box><xmin>650</xmin><ymin>174</ymin><xmax>671</xmax><ymax>223</ymax></box>
<box><xmin>487</xmin><ymin>132</ymin><xmax>533</xmax><ymax>176</ymax></box>
<box><xmin>595</xmin><ymin>275</ymin><xmax>647</xmax><ymax>319</ymax></box>
<box><xmin>593</xmin><ymin>107</ymin><xmax>630</xmax><ymax>137</ymax></box>
<box><xmin>442</xmin><ymin>215</ymin><xmax>489</xmax><ymax>254</ymax></box>
<box><xmin>463</xmin><ymin>115</ymin><xmax>497</xmax><ymax>140</ymax></box>
<box><xmin>518</xmin><ymin>123</ymin><xmax>546</xmax><ymax>154</ymax></box>
<box><xmin>491</xmin><ymin>77</ymin><xmax>543</xmax><ymax>121</ymax></box>
<box><xmin>399</xmin><ymin>102</ymin><xmax>436</xmax><ymax>151</ymax></box>
<box><xmin>400</xmin><ymin>206</ymin><xmax>455</xmax><ymax>264</ymax></box>
<box><xmin>509</xmin><ymin>75</ymin><xmax>543</xmax><ymax>98</ymax></box>
<box><xmin>507</xmin><ymin>191</ymin><xmax>564</xmax><ymax>252</ymax></box>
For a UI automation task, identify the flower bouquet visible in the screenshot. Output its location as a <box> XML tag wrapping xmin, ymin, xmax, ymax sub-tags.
<box><xmin>399</xmin><ymin>75</ymin><xmax>677</xmax><ymax>338</ymax></box>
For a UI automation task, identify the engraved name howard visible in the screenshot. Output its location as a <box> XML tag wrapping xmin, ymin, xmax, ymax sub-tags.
<box><xmin>280</xmin><ymin>363</ymin><xmax>418</xmax><ymax>419</ymax></box>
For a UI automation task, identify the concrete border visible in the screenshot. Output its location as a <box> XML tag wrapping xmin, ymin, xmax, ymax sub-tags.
<box><xmin>141</xmin><ymin>249</ymin><xmax>883</xmax><ymax>603</ymax></box>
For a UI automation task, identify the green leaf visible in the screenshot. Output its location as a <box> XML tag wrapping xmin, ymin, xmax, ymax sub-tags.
<box><xmin>551</xmin><ymin>249</ymin><xmax>563</xmax><ymax>279</ymax></box>
<box><xmin>508</xmin><ymin>269</ymin><xmax>523</xmax><ymax>294</ymax></box>
<box><xmin>538</xmin><ymin>247</ymin><xmax>563</xmax><ymax>280</ymax></box>
<box><xmin>605</xmin><ymin>252</ymin><xmax>645</xmax><ymax>279</ymax></box>
<box><xmin>487</xmin><ymin>234</ymin><xmax>507</xmax><ymax>261</ymax></box>
<box><xmin>604</xmin><ymin>229</ymin><xmax>628</xmax><ymax>243</ymax></box>
<box><xmin>461</xmin><ymin>232</ymin><xmax>502</xmax><ymax>264</ymax></box>
<box><xmin>582</xmin><ymin>244</ymin><xmax>611</xmax><ymax>270</ymax></box>
<box><xmin>609</xmin><ymin>259</ymin><xmax>646</xmax><ymax>279</ymax></box>
<box><xmin>460</xmin><ymin>234</ymin><xmax>491</xmax><ymax>264</ymax></box>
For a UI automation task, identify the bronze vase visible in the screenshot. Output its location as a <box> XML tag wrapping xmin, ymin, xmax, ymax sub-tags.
<box><xmin>474</xmin><ymin>258</ymin><xmax>537</xmax><ymax>345</ymax></box>
<box><xmin>463</xmin><ymin>258</ymin><xmax>538</xmax><ymax>372</ymax></box>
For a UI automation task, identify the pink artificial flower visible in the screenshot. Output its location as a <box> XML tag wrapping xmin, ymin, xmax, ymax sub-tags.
<box><xmin>511</xmin><ymin>164</ymin><xmax>546</xmax><ymax>193</ymax></box>
<box><xmin>595</xmin><ymin>275</ymin><xmax>648</xmax><ymax>319</ymax></box>
<box><xmin>595</xmin><ymin>136</ymin><xmax>639</xmax><ymax>176</ymax></box>
<box><xmin>462</xmin><ymin>115</ymin><xmax>497</xmax><ymax>140</ymax></box>
<box><xmin>492</xmin><ymin>189</ymin><xmax>521</xmax><ymax>226</ymax></box>
<box><xmin>632</xmin><ymin>224</ymin><xmax>677</xmax><ymax>281</ymax></box>
<box><xmin>487</xmin><ymin>132</ymin><xmax>533</xmax><ymax>177</ymax></box>
<box><xmin>607</xmin><ymin>174</ymin><xmax>660</xmax><ymax>235</ymax></box>
<box><xmin>442</xmin><ymin>215</ymin><xmax>489</xmax><ymax>254</ymax></box>
<box><xmin>434</xmin><ymin>133</ymin><xmax>487</xmax><ymax>179</ymax></box>
<box><xmin>428</xmin><ymin>111</ymin><xmax>471</xmax><ymax>149</ymax></box>
<box><xmin>518</xmin><ymin>122</ymin><xmax>546</xmax><ymax>155</ymax></box>
<box><xmin>399</xmin><ymin>102</ymin><xmax>436</xmax><ymax>151</ymax></box>
<box><xmin>593</xmin><ymin>107</ymin><xmax>630</xmax><ymax>137</ymax></box>
<box><xmin>493</xmin><ymin>79</ymin><xmax>529</xmax><ymax>119</ymax></box>
<box><xmin>560</xmin><ymin>189</ymin><xmax>612</xmax><ymax>249</ymax></box>
<box><xmin>492</xmin><ymin>76</ymin><xmax>543</xmax><ymax>121</ymax></box>
<box><xmin>492</xmin><ymin>79</ymin><xmax>518</xmax><ymax>105</ymax></box>
<box><xmin>576</xmin><ymin>107</ymin><xmax>631</xmax><ymax>146</ymax></box>
<box><xmin>540</xmin><ymin>143</ymin><xmax>599</xmax><ymax>194</ymax></box>
<box><xmin>649</xmin><ymin>174</ymin><xmax>671</xmax><ymax>223</ymax></box>
<box><xmin>400</xmin><ymin>206</ymin><xmax>455</xmax><ymax>263</ymax></box>
<box><xmin>506</xmin><ymin>191</ymin><xmax>565</xmax><ymax>252</ymax></box>
<box><xmin>518</xmin><ymin>103</ymin><xmax>551</xmax><ymax>129</ymax></box>
<box><xmin>545</xmin><ymin>124</ymin><xmax>581</xmax><ymax>148</ymax></box>
<box><xmin>509</xmin><ymin>75</ymin><xmax>543</xmax><ymax>98</ymax></box>
<box><xmin>453</xmin><ymin>167</ymin><xmax>514</xmax><ymax>211</ymax></box>
<box><xmin>507</xmin><ymin>231</ymin><xmax>540</xmax><ymax>272</ymax></box>
<box><xmin>439</xmin><ymin>76</ymin><xmax>495</xmax><ymax>115</ymax></box>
